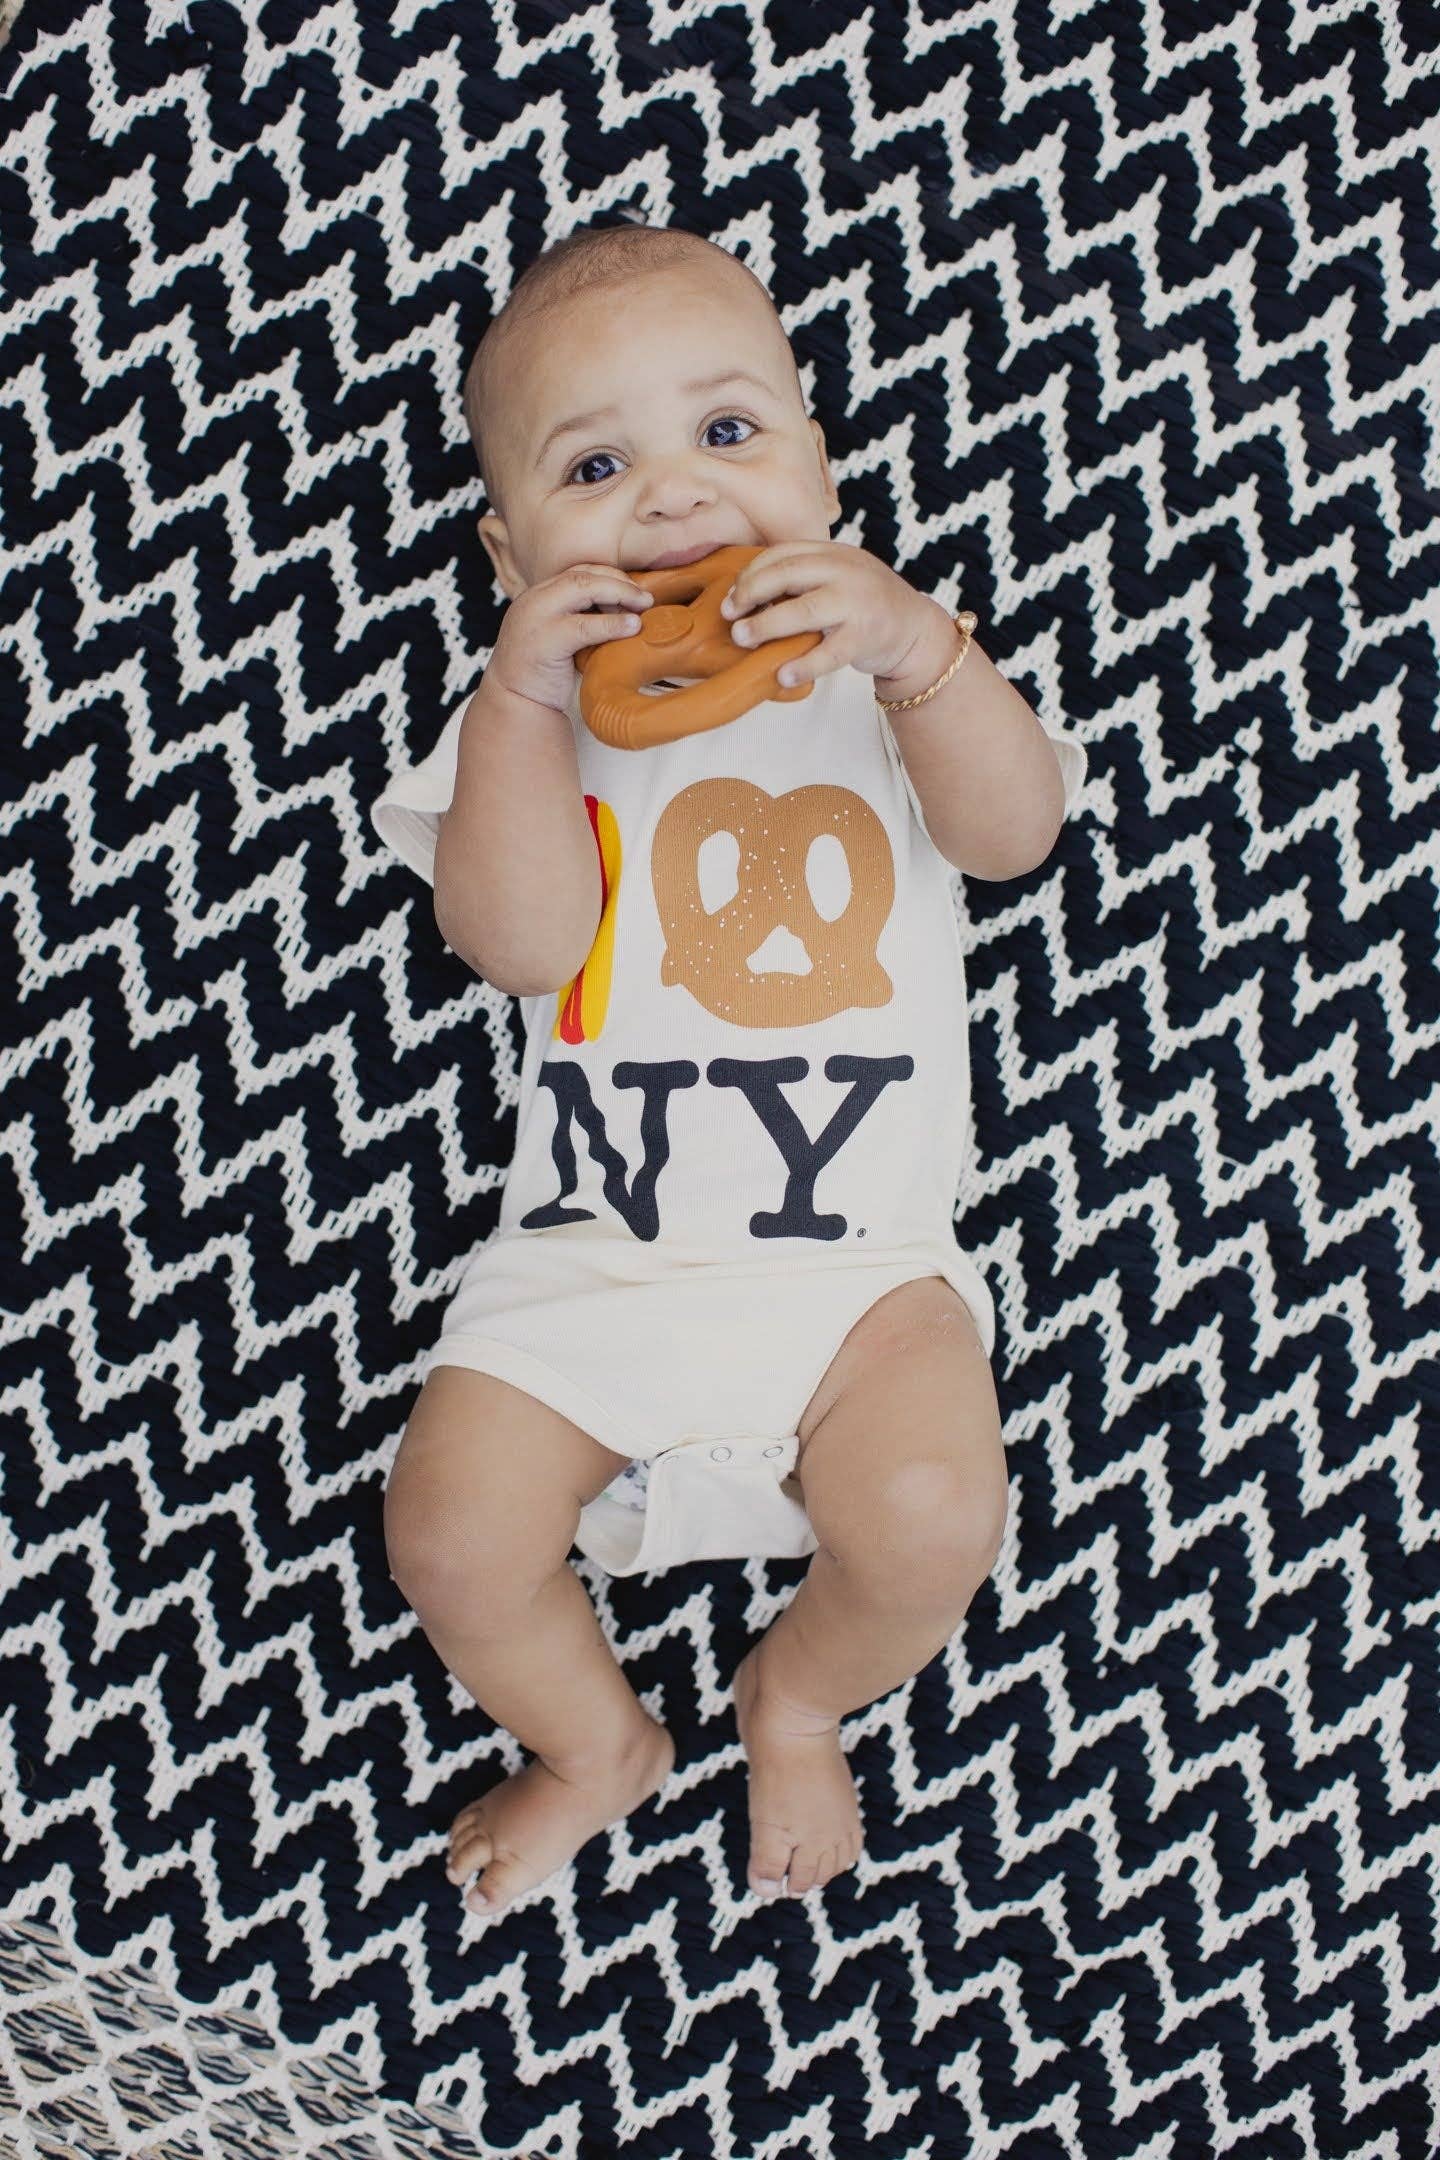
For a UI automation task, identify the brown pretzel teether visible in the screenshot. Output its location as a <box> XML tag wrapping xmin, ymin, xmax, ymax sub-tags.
<box><xmin>573</xmin><ymin>544</ymin><xmax>822</xmax><ymax>749</ymax></box>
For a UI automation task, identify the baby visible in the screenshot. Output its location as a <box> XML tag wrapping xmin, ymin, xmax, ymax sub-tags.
<box><xmin>373</xmin><ymin>222</ymin><xmax>1085</xmax><ymax>1919</ymax></box>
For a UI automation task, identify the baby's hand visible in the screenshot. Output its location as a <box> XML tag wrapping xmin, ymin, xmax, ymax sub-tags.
<box><xmin>718</xmin><ymin>541</ymin><xmax>951</xmax><ymax>692</ymax></box>
<box><xmin>485</xmin><ymin>564</ymin><xmax>654</xmax><ymax>714</ymax></box>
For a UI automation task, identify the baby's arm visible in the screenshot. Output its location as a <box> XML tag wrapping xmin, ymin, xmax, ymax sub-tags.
<box><xmin>435</xmin><ymin>563</ymin><xmax>655</xmax><ymax>993</ymax></box>
<box><xmin>877</xmin><ymin>608</ymin><xmax>1067</xmax><ymax>880</ymax></box>
<box><xmin>434</xmin><ymin>679</ymin><xmax>601</xmax><ymax>995</ymax></box>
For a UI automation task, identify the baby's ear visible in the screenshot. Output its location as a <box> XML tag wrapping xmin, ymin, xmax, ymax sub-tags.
<box><xmin>810</xmin><ymin>419</ymin><xmax>841</xmax><ymax>522</ymax></box>
<box><xmin>476</xmin><ymin>512</ymin><xmax>522</xmax><ymax>596</ymax></box>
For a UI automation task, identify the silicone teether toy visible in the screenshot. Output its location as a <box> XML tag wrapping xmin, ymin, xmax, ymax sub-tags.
<box><xmin>574</xmin><ymin>544</ymin><xmax>823</xmax><ymax>749</ymax></box>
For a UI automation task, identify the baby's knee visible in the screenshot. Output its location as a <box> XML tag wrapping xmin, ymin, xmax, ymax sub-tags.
<box><xmin>383</xmin><ymin>1473</ymin><xmax>574</xmax><ymax>1627</ymax></box>
<box><xmin>829</xmin><ymin>1458</ymin><xmax>1007</xmax><ymax>1596</ymax></box>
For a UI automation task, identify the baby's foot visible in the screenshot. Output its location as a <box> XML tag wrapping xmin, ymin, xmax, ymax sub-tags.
<box><xmin>445</xmin><ymin>1714</ymin><xmax>674</xmax><ymax>1920</ymax></box>
<box><xmin>732</xmin><ymin>1646</ymin><xmax>863</xmax><ymax>1899</ymax></box>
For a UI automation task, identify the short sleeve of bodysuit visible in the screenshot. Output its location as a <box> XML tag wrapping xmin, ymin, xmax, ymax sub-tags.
<box><xmin>370</xmin><ymin>692</ymin><xmax>471</xmax><ymax>888</ymax></box>
<box><xmin>370</xmin><ymin>661</ymin><xmax>1088</xmax><ymax>1269</ymax></box>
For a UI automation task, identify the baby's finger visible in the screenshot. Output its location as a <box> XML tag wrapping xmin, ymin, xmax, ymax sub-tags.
<box><xmin>565</xmin><ymin>566</ymin><xmax>654</xmax><ymax>612</ymax></box>
<box><xmin>721</xmin><ymin>551</ymin><xmax>834</xmax><ymax>619</ymax></box>
<box><xmin>727</xmin><ymin>591</ymin><xmax>838</xmax><ymax>649</ymax></box>
<box><xmin>575</xmin><ymin>607</ymin><xmax>644</xmax><ymax>642</ymax></box>
<box><xmin>772</xmin><ymin>630</ymin><xmax>842</xmax><ymax>689</ymax></box>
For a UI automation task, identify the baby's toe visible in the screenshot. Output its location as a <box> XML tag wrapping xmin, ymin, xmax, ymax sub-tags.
<box><xmin>467</xmin><ymin>1844</ymin><xmax>534</xmax><ymax>1915</ymax></box>
<box><xmin>447</xmin><ymin>1814</ymin><xmax>492</xmax><ymax>1886</ymax></box>
<box><xmin>784</xmin><ymin>1843</ymin><xmax>831</xmax><ymax>1897</ymax></box>
<box><xmin>748</xmin><ymin>1819</ymin><xmax>795</xmax><ymax>1900</ymax></box>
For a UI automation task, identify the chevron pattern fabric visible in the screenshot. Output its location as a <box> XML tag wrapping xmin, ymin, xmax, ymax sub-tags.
<box><xmin>2</xmin><ymin>4</ymin><xmax>1438</xmax><ymax>2157</ymax></box>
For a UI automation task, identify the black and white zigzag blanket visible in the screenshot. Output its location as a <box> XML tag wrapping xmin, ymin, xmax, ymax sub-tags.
<box><xmin>1</xmin><ymin>3</ymin><xmax>1437</xmax><ymax>2156</ymax></box>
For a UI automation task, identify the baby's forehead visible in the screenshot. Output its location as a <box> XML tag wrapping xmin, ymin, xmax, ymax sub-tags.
<box><xmin>540</xmin><ymin>260</ymin><xmax>775</xmax><ymax>368</ymax></box>
<box><xmin>547</xmin><ymin>329</ymin><xmax>770</xmax><ymax>389</ymax></box>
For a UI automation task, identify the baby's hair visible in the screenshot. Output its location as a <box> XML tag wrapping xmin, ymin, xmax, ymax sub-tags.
<box><xmin>463</xmin><ymin>220</ymin><xmax>777</xmax><ymax>509</ymax></box>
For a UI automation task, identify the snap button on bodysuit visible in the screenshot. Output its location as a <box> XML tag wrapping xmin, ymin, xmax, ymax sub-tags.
<box><xmin>763</xmin><ymin>1444</ymin><xmax>783</xmax><ymax>1457</ymax></box>
<box><xmin>709</xmin><ymin>1446</ymin><xmax>732</xmax><ymax>1462</ymax></box>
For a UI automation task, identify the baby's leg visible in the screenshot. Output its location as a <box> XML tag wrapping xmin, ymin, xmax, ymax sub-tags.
<box><xmin>384</xmin><ymin>1366</ymin><xmax>673</xmax><ymax>1919</ymax></box>
<box><xmin>735</xmin><ymin>1276</ymin><xmax>1006</xmax><ymax>1899</ymax></box>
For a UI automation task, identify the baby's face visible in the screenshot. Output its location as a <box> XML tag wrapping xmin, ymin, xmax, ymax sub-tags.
<box><xmin>477</xmin><ymin>259</ymin><xmax>842</xmax><ymax>598</ymax></box>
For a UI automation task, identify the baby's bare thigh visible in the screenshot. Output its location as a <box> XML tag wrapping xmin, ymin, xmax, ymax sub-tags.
<box><xmin>383</xmin><ymin>1366</ymin><xmax>634</xmax><ymax>1598</ymax></box>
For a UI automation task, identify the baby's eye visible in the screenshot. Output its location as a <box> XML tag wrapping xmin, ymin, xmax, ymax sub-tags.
<box><xmin>566</xmin><ymin>450</ymin><xmax>622</xmax><ymax>487</ymax></box>
<box><xmin>704</xmin><ymin>414</ymin><xmax>756</xmax><ymax>447</ymax></box>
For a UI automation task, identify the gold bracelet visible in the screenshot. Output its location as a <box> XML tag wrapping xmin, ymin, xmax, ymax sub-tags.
<box><xmin>876</xmin><ymin>611</ymin><xmax>979</xmax><ymax>712</ymax></box>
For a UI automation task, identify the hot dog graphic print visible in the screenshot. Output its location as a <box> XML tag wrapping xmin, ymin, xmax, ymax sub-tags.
<box><xmin>555</xmin><ymin>778</ymin><xmax>897</xmax><ymax>1039</ymax></box>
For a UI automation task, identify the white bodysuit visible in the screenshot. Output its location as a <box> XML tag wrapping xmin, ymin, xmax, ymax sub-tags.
<box><xmin>372</xmin><ymin>656</ymin><xmax>1085</xmax><ymax>1575</ymax></box>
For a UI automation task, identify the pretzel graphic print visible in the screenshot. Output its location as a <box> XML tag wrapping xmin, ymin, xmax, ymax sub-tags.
<box><xmin>651</xmin><ymin>777</ymin><xmax>896</xmax><ymax>1028</ymax></box>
